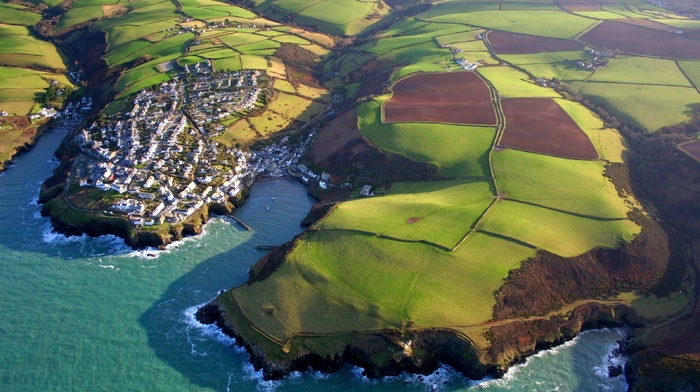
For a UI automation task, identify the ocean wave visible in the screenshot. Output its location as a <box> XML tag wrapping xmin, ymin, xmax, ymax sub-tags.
<box><xmin>241</xmin><ymin>362</ymin><xmax>281</xmax><ymax>392</ymax></box>
<box><xmin>183</xmin><ymin>302</ymin><xmax>242</xmax><ymax>353</ymax></box>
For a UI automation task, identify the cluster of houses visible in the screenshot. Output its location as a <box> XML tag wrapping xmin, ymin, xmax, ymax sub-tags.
<box><xmin>442</xmin><ymin>46</ymin><xmax>479</xmax><ymax>71</ymax></box>
<box><xmin>184</xmin><ymin>62</ymin><xmax>262</xmax><ymax>129</ymax></box>
<box><xmin>576</xmin><ymin>49</ymin><xmax>613</xmax><ymax>70</ymax></box>
<box><xmin>68</xmin><ymin>62</ymin><xmax>341</xmax><ymax>229</ymax></box>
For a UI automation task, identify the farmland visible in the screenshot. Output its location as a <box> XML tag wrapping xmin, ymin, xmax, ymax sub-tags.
<box><xmin>315</xmin><ymin>179</ymin><xmax>495</xmax><ymax>249</ymax></box>
<box><xmin>384</xmin><ymin>72</ymin><xmax>496</xmax><ymax>125</ymax></box>
<box><xmin>579</xmin><ymin>21</ymin><xmax>700</xmax><ymax>59</ymax></box>
<box><xmin>13</xmin><ymin>0</ymin><xmax>699</xmax><ymax>384</ymax></box>
<box><xmin>241</xmin><ymin>0</ymin><xmax>386</xmax><ymax>36</ymax></box>
<box><xmin>499</xmin><ymin>98</ymin><xmax>599</xmax><ymax>159</ymax></box>
<box><xmin>0</xmin><ymin>12</ymin><xmax>71</xmax><ymax>119</ymax></box>
<box><xmin>358</xmin><ymin>99</ymin><xmax>495</xmax><ymax>177</ymax></box>
<box><xmin>210</xmin><ymin>2</ymin><xmax>695</xmax><ymax>377</ymax></box>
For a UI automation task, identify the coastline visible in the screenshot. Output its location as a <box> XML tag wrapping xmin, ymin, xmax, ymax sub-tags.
<box><xmin>195</xmin><ymin>294</ymin><xmax>634</xmax><ymax>381</ymax></box>
<box><xmin>39</xmin><ymin>169</ymin><xmax>312</xmax><ymax>249</ymax></box>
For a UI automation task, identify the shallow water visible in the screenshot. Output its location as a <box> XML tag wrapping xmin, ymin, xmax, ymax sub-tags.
<box><xmin>0</xmin><ymin>127</ymin><xmax>627</xmax><ymax>391</ymax></box>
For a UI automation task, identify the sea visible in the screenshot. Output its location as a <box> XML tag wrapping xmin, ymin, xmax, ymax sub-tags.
<box><xmin>0</xmin><ymin>125</ymin><xmax>629</xmax><ymax>392</ymax></box>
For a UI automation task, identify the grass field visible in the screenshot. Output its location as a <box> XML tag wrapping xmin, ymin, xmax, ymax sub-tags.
<box><xmin>0</xmin><ymin>25</ymin><xmax>67</xmax><ymax>71</ymax></box>
<box><xmin>499</xmin><ymin>50</ymin><xmax>593</xmax><ymax>81</ymax></box>
<box><xmin>57</xmin><ymin>6</ymin><xmax>104</xmax><ymax>30</ymax></box>
<box><xmin>268</xmin><ymin>91</ymin><xmax>325</xmax><ymax>124</ymax></box>
<box><xmin>420</xmin><ymin>8</ymin><xmax>596</xmax><ymax>39</ymax></box>
<box><xmin>588</xmin><ymin>56</ymin><xmax>693</xmax><ymax>87</ymax></box>
<box><xmin>479</xmin><ymin>199</ymin><xmax>640</xmax><ymax>257</ymax></box>
<box><xmin>231</xmin><ymin>227</ymin><xmax>538</xmax><ymax>341</ymax></box>
<box><xmin>571</xmin><ymin>81</ymin><xmax>700</xmax><ymax>131</ymax></box>
<box><xmin>492</xmin><ymin>148</ymin><xmax>630</xmax><ymax>218</ymax></box>
<box><xmin>0</xmin><ymin>5</ymin><xmax>42</xmax><ymax>26</ymax></box>
<box><xmin>316</xmin><ymin>179</ymin><xmax>495</xmax><ymax>249</ymax></box>
<box><xmin>478</xmin><ymin>66</ymin><xmax>559</xmax><ymax>98</ymax></box>
<box><xmin>679</xmin><ymin>61</ymin><xmax>700</xmax><ymax>90</ymax></box>
<box><xmin>216</xmin><ymin>118</ymin><xmax>258</xmax><ymax>146</ymax></box>
<box><xmin>117</xmin><ymin>72</ymin><xmax>171</xmax><ymax>98</ymax></box>
<box><xmin>358</xmin><ymin>99</ymin><xmax>495</xmax><ymax>177</ymax></box>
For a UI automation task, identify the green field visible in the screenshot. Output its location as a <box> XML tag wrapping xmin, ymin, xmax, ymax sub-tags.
<box><xmin>571</xmin><ymin>81</ymin><xmax>700</xmax><ymax>131</ymax></box>
<box><xmin>57</xmin><ymin>6</ymin><xmax>105</xmax><ymax>30</ymax></box>
<box><xmin>358</xmin><ymin>99</ymin><xmax>495</xmax><ymax>177</ymax></box>
<box><xmin>0</xmin><ymin>5</ymin><xmax>42</xmax><ymax>26</ymax></box>
<box><xmin>0</xmin><ymin>25</ymin><xmax>67</xmax><ymax>71</ymax></box>
<box><xmin>679</xmin><ymin>61</ymin><xmax>700</xmax><ymax>90</ymax></box>
<box><xmin>316</xmin><ymin>179</ymin><xmax>495</xmax><ymax>249</ymax></box>
<box><xmin>247</xmin><ymin>0</ymin><xmax>381</xmax><ymax>36</ymax></box>
<box><xmin>478</xmin><ymin>199</ymin><xmax>640</xmax><ymax>257</ymax></box>
<box><xmin>588</xmin><ymin>56</ymin><xmax>693</xmax><ymax>87</ymax></box>
<box><xmin>499</xmin><ymin>51</ymin><xmax>594</xmax><ymax>81</ymax></box>
<box><xmin>420</xmin><ymin>8</ymin><xmax>596</xmax><ymax>39</ymax></box>
<box><xmin>231</xmin><ymin>227</ymin><xmax>537</xmax><ymax>342</ymax></box>
<box><xmin>492</xmin><ymin>148</ymin><xmax>630</xmax><ymax>219</ymax></box>
<box><xmin>478</xmin><ymin>66</ymin><xmax>559</xmax><ymax>98</ymax></box>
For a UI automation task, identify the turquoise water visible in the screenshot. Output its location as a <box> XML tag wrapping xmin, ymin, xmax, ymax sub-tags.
<box><xmin>0</xmin><ymin>127</ymin><xmax>628</xmax><ymax>391</ymax></box>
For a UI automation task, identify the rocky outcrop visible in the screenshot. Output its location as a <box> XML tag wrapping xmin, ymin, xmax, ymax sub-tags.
<box><xmin>40</xmin><ymin>192</ymin><xmax>240</xmax><ymax>249</ymax></box>
<box><xmin>196</xmin><ymin>294</ymin><xmax>635</xmax><ymax>381</ymax></box>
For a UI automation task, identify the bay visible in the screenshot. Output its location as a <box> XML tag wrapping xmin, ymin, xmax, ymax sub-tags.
<box><xmin>0</xmin><ymin>126</ymin><xmax>627</xmax><ymax>391</ymax></box>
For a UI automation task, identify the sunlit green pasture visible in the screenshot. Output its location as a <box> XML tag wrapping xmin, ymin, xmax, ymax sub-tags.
<box><xmin>588</xmin><ymin>56</ymin><xmax>693</xmax><ymax>87</ymax></box>
<box><xmin>571</xmin><ymin>81</ymin><xmax>700</xmax><ymax>131</ymax></box>
<box><xmin>316</xmin><ymin>179</ymin><xmax>495</xmax><ymax>249</ymax></box>
<box><xmin>358</xmin><ymin>99</ymin><xmax>495</xmax><ymax>177</ymax></box>
<box><xmin>492</xmin><ymin>148</ymin><xmax>630</xmax><ymax>218</ymax></box>
<box><xmin>479</xmin><ymin>199</ymin><xmax>640</xmax><ymax>257</ymax></box>
<box><xmin>478</xmin><ymin>66</ymin><xmax>559</xmax><ymax>98</ymax></box>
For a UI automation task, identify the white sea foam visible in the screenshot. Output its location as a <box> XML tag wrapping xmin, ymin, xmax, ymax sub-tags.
<box><xmin>241</xmin><ymin>362</ymin><xmax>281</xmax><ymax>392</ymax></box>
<box><xmin>98</xmin><ymin>264</ymin><xmax>119</xmax><ymax>271</ymax></box>
<box><xmin>183</xmin><ymin>301</ymin><xmax>242</xmax><ymax>353</ymax></box>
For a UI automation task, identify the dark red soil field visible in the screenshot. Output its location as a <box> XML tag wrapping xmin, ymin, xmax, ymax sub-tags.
<box><xmin>487</xmin><ymin>30</ymin><xmax>583</xmax><ymax>54</ymax></box>
<box><xmin>580</xmin><ymin>21</ymin><xmax>700</xmax><ymax>59</ymax></box>
<box><xmin>617</xmin><ymin>18</ymin><xmax>679</xmax><ymax>33</ymax></box>
<box><xmin>680</xmin><ymin>140</ymin><xmax>700</xmax><ymax>162</ymax></box>
<box><xmin>499</xmin><ymin>98</ymin><xmax>598</xmax><ymax>159</ymax></box>
<box><xmin>383</xmin><ymin>72</ymin><xmax>496</xmax><ymax>125</ymax></box>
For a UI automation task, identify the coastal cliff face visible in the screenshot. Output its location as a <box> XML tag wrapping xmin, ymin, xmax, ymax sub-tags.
<box><xmin>196</xmin><ymin>292</ymin><xmax>632</xmax><ymax>381</ymax></box>
<box><xmin>40</xmin><ymin>176</ymin><xmax>239</xmax><ymax>249</ymax></box>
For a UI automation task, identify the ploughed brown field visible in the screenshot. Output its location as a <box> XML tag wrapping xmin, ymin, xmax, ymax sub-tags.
<box><xmin>499</xmin><ymin>98</ymin><xmax>599</xmax><ymax>159</ymax></box>
<box><xmin>383</xmin><ymin>72</ymin><xmax>496</xmax><ymax>125</ymax></box>
<box><xmin>487</xmin><ymin>30</ymin><xmax>583</xmax><ymax>54</ymax></box>
<box><xmin>580</xmin><ymin>21</ymin><xmax>700</xmax><ymax>59</ymax></box>
<box><xmin>617</xmin><ymin>18</ymin><xmax>680</xmax><ymax>33</ymax></box>
<box><xmin>680</xmin><ymin>140</ymin><xmax>700</xmax><ymax>162</ymax></box>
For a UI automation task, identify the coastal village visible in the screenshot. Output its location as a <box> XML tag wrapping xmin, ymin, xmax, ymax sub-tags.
<box><xmin>68</xmin><ymin>62</ymin><xmax>331</xmax><ymax>229</ymax></box>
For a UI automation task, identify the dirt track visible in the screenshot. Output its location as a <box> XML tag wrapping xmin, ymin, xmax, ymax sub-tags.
<box><xmin>384</xmin><ymin>72</ymin><xmax>496</xmax><ymax>125</ymax></box>
<box><xmin>498</xmin><ymin>98</ymin><xmax>599</xmax><ymax>159</ymax></box>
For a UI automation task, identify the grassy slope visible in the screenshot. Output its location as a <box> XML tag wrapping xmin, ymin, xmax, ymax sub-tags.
<box><xmin>479</xmin><ymin>199</ymin><xmax>640</xmax><ymax>258</ymax></box>
<box><xmin>316</xmin><ymin>179</ymin><xmax>495</xmax><ymax>249</ymax></box>
<box><xmin>358</xmin><ymin>99</ymin><xmax>495</xmax><ymax>177</ymax></box>
<box><xmin>478</xmin><ymin>66</ymin><xmax>559</xmax><ymax>98</ymax></box>
<box><xmin>571</xmin><ymin>81</ymin><xmax>699</xmax><ymax>131</ymax></box>
<box><xmin>492</xmin><ymin>148</ymin><xmax>630</xmax><ymax>219</ymax></box>
<box><xmin>588</xmin><ymin>56</ymin><xmax>692</xmax><ymax>87</ymax></box>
